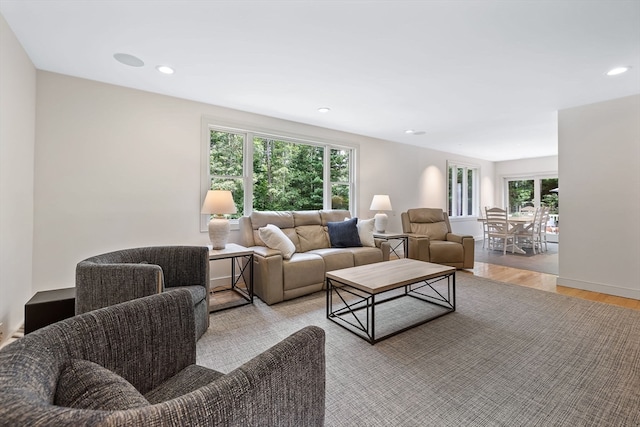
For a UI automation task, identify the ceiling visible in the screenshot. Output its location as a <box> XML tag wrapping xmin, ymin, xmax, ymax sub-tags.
<box><xmin>1</xmin><ymin>0</ymin><xmax>639</xmax><ymax>161</ymax></box>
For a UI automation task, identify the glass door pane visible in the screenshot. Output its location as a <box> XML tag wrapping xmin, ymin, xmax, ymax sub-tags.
<box><xmin>507</xmin><ymin>180</ymin><xmax>534</xmax><ymax>214</ymax></box>
<box><xmin>540</xmin><ymin>178</ymin><xmax>559</xmax><ymax>241</ymax></box>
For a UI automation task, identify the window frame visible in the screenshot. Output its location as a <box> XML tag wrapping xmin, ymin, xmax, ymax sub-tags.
<box><xmin>200</xmin><ymin>116</ymin><xmax>358</xmax><ymax>232</ymax></box>
<box><xmin>447</xmin><ymin>161</ymin><xmax>480</xmax><ymax>218</ymax></box>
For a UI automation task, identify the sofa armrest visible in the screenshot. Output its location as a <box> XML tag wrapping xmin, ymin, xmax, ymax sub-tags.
<box><xmin>134</xmin><ymin>326</ymin><xmax>325</xmax><ymax>426</ymax></box>
<box><xmin>405</xmin><ymin>233</ymin><xmax>431</xmax><ymax>262</ymax></box>
<box><xmin>445</xmin><ymin>233</ymin><xmax>460</xmax><ymax>244</ymax></box>
<box><xmin>148</xmin><ymin>246</ymin><xmax>209</xmax><ymax>291</ymax></box>
<box><xmin>444</xmin><ymin>233</ymin><xmax>475</xmax><ymax>268</ymax></box>
<box><xmin>75</xmin><ymin>263</ymin><xmax>163</xmax><ymax>314</ymax></box>
<box><xmin>250</xmin><ymin>247</ymin><xmax>285</xmax><ymax>305</ymax></box>
<box><xmin>251</xmin><ymin>245</ymin><xmax>282</xmax><ymax>258</ymax></box>
<box><xmin>374</xmin><ymin>239</ymin><xmax>391</xmax><ymax>261</ymax></box>
<box><xmin>461</xmin><ymin>235</ymin><xmax>475</xmax><ymax>268</ymax></box>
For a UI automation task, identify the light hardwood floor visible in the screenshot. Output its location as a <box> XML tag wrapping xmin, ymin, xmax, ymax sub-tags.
<box><xmin>466</xmin><ymin>261</ymin><xmax>640</xmax><ymax>311</ymax></box>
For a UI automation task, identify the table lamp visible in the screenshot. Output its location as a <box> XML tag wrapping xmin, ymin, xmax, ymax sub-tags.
<box><xmin>370</xmin><ymin>195</ymin><xmax>392</xmax><ymax>233</ymax></box>
<box><xmin>201</xmin><ymin>190</ymin><xmax>237</xmax><ymax>249</ymax></box>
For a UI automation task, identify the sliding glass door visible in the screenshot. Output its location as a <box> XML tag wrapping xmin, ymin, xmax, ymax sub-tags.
<box><xmin>505</xmin><ymin>175</ymin><xmax>559</xmax><ymax>241</ymax></box>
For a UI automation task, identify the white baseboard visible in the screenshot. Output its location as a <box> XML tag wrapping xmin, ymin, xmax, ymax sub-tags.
<box><xmin>557</xmin><ymin>277</ymin><xmax>640</xmax><ymax>300</ymax></box>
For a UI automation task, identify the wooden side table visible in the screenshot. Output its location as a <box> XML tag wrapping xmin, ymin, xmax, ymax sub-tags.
<box><xmin>24</xmin><ymin>288</ymin><xmax>76</xmax><ymax>334</ymax></box>
<box><xmin>373</xmin><ymin>232</ymin><xmax>408</xmax><ymax>259</ymax></box>
<box><xmin>208</xmin><ymin>243</ymin><xmax>254</xmax><ymax>312</ymax></box>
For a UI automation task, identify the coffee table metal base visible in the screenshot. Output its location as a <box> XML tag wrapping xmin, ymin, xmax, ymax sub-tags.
<box><xmin>326</xmin><ymin>271</ymin><xmax>455</xmax><ymax>344</ymax></box>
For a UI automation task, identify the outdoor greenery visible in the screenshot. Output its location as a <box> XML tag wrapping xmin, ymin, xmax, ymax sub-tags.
<box><xmin>253</xmin><ymin>137</ymin><xmax>324</xmax><ymax>211</ymax></box>
<box><xmin>208</xmin><ymin>130</ymin><xmax>351</xmax><ymax>217</ymax></box>
<box><xmin>508</xmin><ymin>178</ymin><xmax>559</xmax><ymax>214</ymax></box>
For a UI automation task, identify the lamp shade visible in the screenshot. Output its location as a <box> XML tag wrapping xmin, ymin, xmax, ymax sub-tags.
<box><xmin>201</xmin><ymin>190</ymin><xmax>237</xmax><ymax>215</ymax></box>
<box><xmin>369</xmin><ymin>195</ymin><xmax>392</xmax><ymax>211</ymax></box>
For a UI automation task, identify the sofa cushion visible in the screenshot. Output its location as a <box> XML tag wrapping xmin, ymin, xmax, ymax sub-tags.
<box><xmin>259</xmin><ymin>224</ymin><xmax>296</xmax><ymax>259</ymax></box>
<box><xmin>296</xmin><ymin>225</ymin><xmax>330</xmax><ymax>252</ymax></box>
<box><xmin>283</xmin><ymin>253</ymin><xmax>325</xmax><ymax>290</ymax></box>
<box><xmin>292</xmin><ymin>210</ymin><xmax>322</xmax><ymax>226</ymax></box>
<box><xmin>407</xmin><ymin>208</ymin><xmax>445</xmax><ymax>223</ymax></box>
<box><xmin>327</xmin><ymin>218</ymin><xmax>362</xmax><ymax>248</ymax></box>
<box><xmin>251</xmin><ymin>211</ymin><xmax>295</xmax><ymax>229</ymax></box>
<box><xmin>349</xmin><ymin>247</ymin><xmax>384</xmax><ymax>266</ymax></box>
<box><xmin>55</xmin><ymin>359</ymin><xmax>149</xmax><ymax>410</ymax></box>
<box><xmin>320</xmin><ymin>209</ymin><xmax>351</xmax><ymax>224</ymax></box>
<box><xmin>145</xmin><ymin>364</ymin><xmax>224</xmax><ymax>404</ymax></box>
<box><xmin>429</xmin><ymin>240</ymin><xmax>464</xmax><ymax>264</ymax></box>
<box><xmin>308</xmin><ymin>248</ymin><xmax>355</xmax><ymax>271</ymax></box>
<box><xmin>411</xmin><ymin>222</ymin><xmax>449</xmax><ymax>241</ymax></box>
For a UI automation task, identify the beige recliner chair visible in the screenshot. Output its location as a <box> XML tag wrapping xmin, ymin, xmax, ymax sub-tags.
<box><xmin>401</xmin><ymin>208</ymin><xmax>475</xmax><ymax>269</ymax></box>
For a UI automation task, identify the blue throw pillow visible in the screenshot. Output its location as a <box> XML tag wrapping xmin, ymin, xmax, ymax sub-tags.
<box><xmin>327</xmin><ymin>218</ymin><xmax>362</xmax><ymax>248</ymax></box>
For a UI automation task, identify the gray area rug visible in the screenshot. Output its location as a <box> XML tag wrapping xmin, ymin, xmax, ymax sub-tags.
<box><xmin>474</xmin><ymin>240</ymin><xmax>559</xmax><ymax>275</ymax></box>
<box><xmin>197</xmin><ymin>274</ymin><xmax>639</xmax><ymax>426</ymax></box>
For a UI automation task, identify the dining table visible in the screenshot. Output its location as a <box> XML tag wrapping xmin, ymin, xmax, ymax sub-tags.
<box><xmin>478</xmin><ymin>214</ymin><xmax>536</xmax><ymax>254</ymax></box>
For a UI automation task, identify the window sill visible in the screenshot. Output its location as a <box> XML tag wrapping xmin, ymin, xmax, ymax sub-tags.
<box><xmin>449</xmin><ymin>216</ymin><xmax>479</xmax><ymax>223</ymax></box>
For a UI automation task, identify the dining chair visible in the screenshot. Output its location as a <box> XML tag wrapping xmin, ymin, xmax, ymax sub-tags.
<box><xmin>514</xmin><ymin>207</ymin><xmax>542</xmax><ymax>254</ymax></box>
<box><xmin>485</xmin><ymin>207</ymin><xmax>516</xmax><ymax>255</ymax></box>
<box><xmin>480</xmin><ymin>206</ymin><xmax>490</xmax><ymax>249</ymax></box>
<box><xmin>520</xmin><ymin>206</ymin><xmax>536</xmax><ymax>216</ymax></box>
<box><xmin>537</xmin><ymin>206</ymin><xmax>550</xmax><ymax>252</ymax></box>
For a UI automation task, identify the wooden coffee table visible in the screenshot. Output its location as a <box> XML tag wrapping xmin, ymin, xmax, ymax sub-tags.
<box><xmin>326</xmin><ymin>258</ymin><xmax>456</xmax><ymax>344</ymax></box>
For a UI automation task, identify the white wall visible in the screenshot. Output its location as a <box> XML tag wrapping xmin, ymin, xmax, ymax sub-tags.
<box><xmin>0</xmin><ymin>14</ymin><xmax>36</xmax><ymax>342</ymax></box>
<box><xmin>494</xmin><ymin>155</ymin><xmax>558</xmax><ymax>208</ymax></box>
<box><xmin>356</xmin><ymin>137</ymin><xmax>493</xmax><ymax>240</ymax></box>
<box><xmin>557</xmin><ymin>95</ymin><xmax>640</xmax><ymax>299</ymax></box>
<box><xmin>34</xmin><ymin>71</ymin><xmax>493</xmax><ymax>293</ymax></box>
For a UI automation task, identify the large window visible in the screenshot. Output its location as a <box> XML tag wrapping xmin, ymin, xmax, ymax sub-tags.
<box><xmin>202</xmin><ymin>119</ymin><xmax>355</xmax><ymax>227</ymax></box>
<box><xmin>447</xmin><ymin>162</ymin><xmax>479</xmax><ymax>217</ymax></box>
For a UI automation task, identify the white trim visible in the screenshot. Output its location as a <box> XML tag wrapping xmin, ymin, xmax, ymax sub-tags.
<box><xmin>201</xmin><ymin>115</ymin><xmax>360</xmax><ymax>150</ymax></box>
<box><xmin>557</xmin><ymin>277</ymin><xmax>640</xmax><ymax>300</ymax></box>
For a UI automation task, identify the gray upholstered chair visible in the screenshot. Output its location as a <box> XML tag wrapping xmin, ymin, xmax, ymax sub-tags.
<box><xmin>76</xmin><ymin>246</ymin><xmax>210</xmax><ymax>339</ymax></box>
<box><xmin>0</xmin><ymin>290</ymin><xmax>326</xmax><ymax>426</ymax></box>
<box><xmin>401</xmin><ymin>208</ymin><xmax>475</xmax><ymax>269</ymax></box>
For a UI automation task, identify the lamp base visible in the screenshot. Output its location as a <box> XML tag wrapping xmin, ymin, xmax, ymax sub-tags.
<box><xmin>374</xmin><ymin>212</ymin><xmax>388</xmax><ymax>233</ymax></box>
<box><xmin>208</xmin><ymin>217</ymin><xmax>230</xmax><ymax>249</ymax></box>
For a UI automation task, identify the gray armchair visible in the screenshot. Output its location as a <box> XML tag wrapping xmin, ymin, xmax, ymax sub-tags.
<box><xmin>0</xmin><ymin>289</ymin><xmax>326</xmax><ymax>426</ymax></box>
<box><xmin>401</xmin><ymin>208</ymin><xmax>475</xmax><ymax>269</ymax></box>
<box><xmin>76</xmin><ymin>246</ymin><xmax>210</xmax><ymax>339</ymax></box>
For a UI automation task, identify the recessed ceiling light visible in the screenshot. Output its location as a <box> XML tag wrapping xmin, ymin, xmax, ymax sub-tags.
<box><xmin>156</xmin><ymin>65</ymin><xmax>175</xmax><ymax>75</ymax></box>
<box><xmin>113</xmin><ymin>53</ymin><xmax>144</xmax><ymax>67</ymax></box>
<box><xmin>405</xmin><ymin>129</ymin><xmax>414</xmax><ymax>134</ymax></box>
<box><xmin>606</xmin><ymin>66</ymin><xmax>631</xmax><ymax>76</ymax></box>
<box><xmin>318</xmin><ymin>107</ymin><xmax>331</xmax><ymax>113</ymax></box>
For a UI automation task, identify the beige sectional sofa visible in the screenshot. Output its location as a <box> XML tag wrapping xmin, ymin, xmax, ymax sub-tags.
<box><xmin>239</xmin><ymin>210</ymin><xmax>390</xmax><ymax>305</ymax></box>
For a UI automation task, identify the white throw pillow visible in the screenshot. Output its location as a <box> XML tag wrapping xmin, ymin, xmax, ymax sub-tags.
<box><xmin>258</xmin><ymin>224</ymin><xmax>296</xmax><ymax>259</ymax></box>
<box><xmin>345</xmin><ymin>217</ymin><xmax>376</xmax><ymax>247</ymax></box>
<box><xmin>357</xmin><ymin>217</ymin><xmax>376</xmax><ymax>247</ymax></box>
